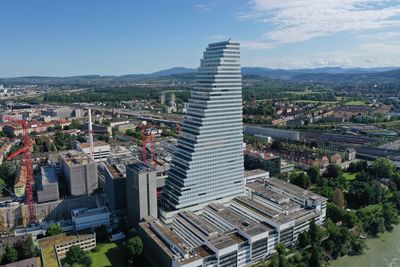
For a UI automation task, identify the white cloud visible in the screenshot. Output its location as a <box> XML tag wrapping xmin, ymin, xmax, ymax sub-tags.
<box><xmin>241</xmin><ymin>0</ymin><xmax>400</xmax><ymax>48</ymax></box>
<box><xmin>242</xmin><ymin>41</ymin><xmax>400</xmax><ymax>68</ymax></box>
<box><xmin>195</xmin><ymin>4</ymin><xmax>212</xmax><ymax>13</ymax></box>
<box><xmin>357</xmin><ymin>31</ymin><xmax>400</xmax><ymax>40</ymax></box>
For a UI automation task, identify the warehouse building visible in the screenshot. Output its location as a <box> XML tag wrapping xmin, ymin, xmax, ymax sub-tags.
<box><xmin>244</xmin><ymin>126</ymin><xmax>300</xmax><ymax>141</ymax></box>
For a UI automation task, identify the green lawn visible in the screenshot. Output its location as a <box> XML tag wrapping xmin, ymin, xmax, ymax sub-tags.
<box><xmin>343</xmin><ymin>172</ymin><xmax>356</xmax><ymax>181</ymax></box>
<box><xmin>345</xmin><ymin>100</ymin><xmax>366</xmax><ymax>106</ymax></box>
<box><xmin>88</xmin><ymin>242</ymin><xmax>125</xmax><ymax>267</ymax></box>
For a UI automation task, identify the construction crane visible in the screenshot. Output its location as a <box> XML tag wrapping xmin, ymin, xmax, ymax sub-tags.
<box><xmin>141</xmin><ymin>125</ymin><xmax>156</xmax><ymax>164</ymax></box>
<box><xmin>1</xmin><ymin>115</ymin><xmax>36</xmax><ymax>224</ymax></box>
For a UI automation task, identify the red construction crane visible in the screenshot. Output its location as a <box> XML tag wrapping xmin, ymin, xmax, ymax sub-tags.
<box><xmin>1</xmin><ymin>115</ymin><xmax>36</xmax><ymax>224</ymax></box>
<box><xmin>141</xmin><ymin>125</ymin><xmax>156</xmax><ymax>164</ymax></box>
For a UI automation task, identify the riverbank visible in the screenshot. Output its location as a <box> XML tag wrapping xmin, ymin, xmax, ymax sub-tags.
<box><xmin>330</xmin><ymin>224</ymin><xmax>400</xmax><ymax>267</ymax></box>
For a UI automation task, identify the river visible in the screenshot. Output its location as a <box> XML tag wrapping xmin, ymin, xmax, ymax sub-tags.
<box><xmin>330</xmin><ymin>224</ymin><xmax>400</xmax><ymax>267</ymax></box>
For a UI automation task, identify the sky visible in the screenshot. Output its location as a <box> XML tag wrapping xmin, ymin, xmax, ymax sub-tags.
<box><xmin>1</xmin><ymin>0</ymin><xmax>400</xmax><ymax>77</ymax></box>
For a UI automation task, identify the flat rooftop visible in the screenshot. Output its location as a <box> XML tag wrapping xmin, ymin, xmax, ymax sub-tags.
<box><xmin>244</xmin><ymin>169</ymin><xmax>269</xmax><ymax>178</ymax></box>
<box><xmin>60</xmin><ymin>151</ymin><xmax>93</xmax><ymax>165</ymax></box>
<box><xmin>39</xmin><ymin>166</ymin><xmax>58</xmax><ymax>185</ymax></box>
<box><xmin>105</xmin><ymin>163</ymin><xmax>126</xmax><ymax>179</ymax></box>
<box><xmin>71</xmin><ymin>207</ymin><xmax>109</xmax><ymax>218</ymax></box>
<box><xmin>139</xmin><ymin>217</ymin><xmax>202</xmax><ymax>265</ymax></box>
<box><xmin>127</xmin><ymin>162</ymin><xmax>152</xmax><ymax>173</ymax></box>
<box><xmin>78</xmin><ymin>141</ymin><xmax>110</xmax><ymax>149</ymax></box>
<box><xmin>246</xmin><ymin>181</ymin><xmax>290</xmax><ymax>204</ymax></box>
<box><xmin>206</xmin><ymin>203</ymin><xmax>272</xmax><ymax>237</ymax></box>
<box><xmin>266</xmin><ymin>178</ymin><xmax>327</xmax><ymax>202</ymax></box>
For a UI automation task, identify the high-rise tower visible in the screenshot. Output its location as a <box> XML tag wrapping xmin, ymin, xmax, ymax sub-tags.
<box><xmin>161</xmin><ymin>40</ymin><xmax>244</xmax><ymax>217</ymax></box>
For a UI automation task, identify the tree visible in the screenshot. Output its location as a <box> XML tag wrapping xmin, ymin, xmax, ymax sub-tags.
<box><xmin>0</xmin><ymin>178</ymin><xmax>5</xmax><ymax>195</ymax></box>
<box><xmin>126</xmin><ymin>236</ymin><xmax>143</xmax><ymax>266</ymax></box>
<box><xmin>324</xmin><ymin>164</ymin><xmax>343</xmax><ymax>179</ymax></box>
<box><xmin>382</xmin><ymin>203</ymin><xmax>399</xmax><ymax>231</ymax></box>
<box><xmin>327</xmin><ymin>202</ymin><xmax>343</xmax><ymax>223</ymax></box>
<box><xmin>18</xmin><ymin>236</ymin><xmax>36</xmax><ymax>260</ymax></box>
<box><xmin>0</xmin><ymin>161</ymin><xmax>17</xmax><ymax>185</ymax></box>
<box><xmin>3</xmin><ymin>244</ymin><xmax>18</xmax><ymax>264</ymax></box>
<box><xmin>342</xmin><ymin>211</ymin><xmax>358</xmax><ymax>228</ymax></box>
<box><xmin>307</xmin><ymin>166</ymin><xmax>321</xmax><ymax>184</ymax></box>
<box><xmin>373</xmin><ymin>158</ymin><xmax>396</xmax><ymax>178</ymax></box>
<box><xmin>332</xmin><ymin>188</ymin><xmax>345</xmax><ymax>209</ymax></box>
<box><xmin>309</xmin><ymin>244</ymin><xmax>324</xmax><ymax>267</ymax></box>
<box><xmin>46</xmin><ymin>224</ymin><xmax>63</xmax><ymax>236</ymax></box>
<box><xmin>65</xmin><ymin>245</ymin><xmax>92</xmax><ymax>267</ymax></box>
<box><xmin>290</xmin><ymin>172</ymin><xmax>311</xmax><ymax>189</ymax></box>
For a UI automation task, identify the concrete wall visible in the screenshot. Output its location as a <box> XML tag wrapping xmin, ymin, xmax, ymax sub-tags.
<box><xmin>1</xmin><ymin>196</ymin><xmax>97</xmax><ymax>228</ymax></box>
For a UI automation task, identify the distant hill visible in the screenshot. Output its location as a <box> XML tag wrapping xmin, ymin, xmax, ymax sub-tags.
<box><xmin>150</xmin><ymin>67</ymin><xmax>196</xmax><ymax>77</ymax></box>
<box><xmin>0</xmin><ymin>66</ymin><xmax>399</xmax><ymax>85</ymax></box>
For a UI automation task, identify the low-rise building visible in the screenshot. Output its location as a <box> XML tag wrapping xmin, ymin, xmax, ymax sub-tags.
<box><xmin>38</xmin><ymin>232</ymin><xmax>96</xmax><ymax>266</ymax></box>
<box><xmin>138</xmin><ymin>178</ymin><xmax>327</xmax><ymax>267</ymax></box>
<box><xmin>71</xmin><ymin>207</ymin><xmax>111</xmax><ymax>231</ymax></box>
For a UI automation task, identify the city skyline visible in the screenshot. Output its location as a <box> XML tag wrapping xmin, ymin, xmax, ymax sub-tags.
<box><xmin>1</xmin><ymin>0</ymin><xmax>400</xmax><ymax>77</ymax></box>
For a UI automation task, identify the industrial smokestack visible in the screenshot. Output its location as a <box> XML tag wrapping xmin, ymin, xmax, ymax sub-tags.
<box><xmin>88</xmin><ymin>108</ymin><xmax>94</xmax><ymax>161</ymax></box>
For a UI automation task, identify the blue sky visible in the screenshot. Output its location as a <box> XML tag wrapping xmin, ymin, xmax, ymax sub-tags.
<box><xmin>1</xmin><ymin>0</ymin><xmax>400</xmax><ymax>77</ymax></box>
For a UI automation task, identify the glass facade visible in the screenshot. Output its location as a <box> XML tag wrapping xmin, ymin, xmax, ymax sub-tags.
<box><xmin>162</xmin><ymin>40</ymin><xmax>245</xmax><ymax>210</ymax></box>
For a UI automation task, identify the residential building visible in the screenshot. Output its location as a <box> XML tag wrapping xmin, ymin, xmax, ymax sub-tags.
<box><xmin>59</xmin><ymin>151</ymin><xmax>98</xmax><ymax>197</ymax></box>
<box><xmin>161</xmin><ymin>40</ymin><xmax>245</xmax><ymax>222</ymax></box>
<box><xmin>42</xmin><ymin>106</ymin><xmax>73</xmax><ymax>119</ymax></box>
<box><xmin>345</xmin><ymin>148</ymin><xmax>356</xmax><ymax>161</ymax></box>
<box><xmin>126</xmin><ymin>162</ymin><xmax>158</xmax><ymax>226</ymax></box>
<box><xmin>14</xmin><ymin>165</ymin><xmax>27</xmax><ymax>198</ymax></box>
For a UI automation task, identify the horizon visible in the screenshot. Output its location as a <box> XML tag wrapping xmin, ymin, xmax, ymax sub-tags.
<box><xmin>1</xmin><ymin>1</ymin><xmax>400</xmax><ymax>77</ymax></box>
<box><xmin>1</xmin><ymin>65</ymin><xmax>399</xmax><ymax>79</ymax></box>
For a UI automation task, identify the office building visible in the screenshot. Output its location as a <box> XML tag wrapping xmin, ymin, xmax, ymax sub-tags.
<box><xmin>71</xmin><ymin>207</ymin><xmax>111</xmax><ymax>231</ymax></box>
<box><xmin>126</xmin><ymin>162</ymin><xmax>158</xmax><ymax>226</ymax></box>
<box><xmin>104</xmin><ymin>163</ymin><xmax>127</xmax><ymax>212</ymax></box>
<box><xmin>244</xmin><ymin>153</ymin><xmax>281</xmax><ymax>176</ymax></box>
<box><xmin>138</xmin><ymin>177</ymin><xmax>326</xmax><ymax>267</ymax></box>
<box><xmin>37</xmin><ymin>165</ymin><xmax>59</xmax><ymax>203</ymax></box>
<box><xmin>59</xmin><ymin>151</ymin><xmax>98</xmax><ymax>197</ymax></box>
<box><xmin>77</xmin><ymin>141</ymin><xmax>111</xmax><ymax>162</ymax></box>
<box><xmin>161</xmin><ymin>40</ymin><xmax>245</xmax><ymax>221</ymax></box>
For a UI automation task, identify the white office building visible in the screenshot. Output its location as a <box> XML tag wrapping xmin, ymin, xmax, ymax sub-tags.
<box><xmin>71</xmin><ymin>207</ymin><xmax>111</xmax><ymax>231</ymax></box>
<box><xmin>161</xmin><ymin>40</ymin><xmax>244</xmax><ymax>222</ymax></box>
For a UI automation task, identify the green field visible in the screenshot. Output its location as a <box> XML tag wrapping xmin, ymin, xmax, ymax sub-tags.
<box><xmin>88</xmin><ymin>242</ymin><xmax>125</xmax><ymax>267</ymax></box>
<box><xmin>344</xmin><ymin>100</ymin><xmax>366</xmax><ymax>106</ymax></box>
<box><xmin>343</xmin><ymin>172</ymin><xmax>356</xmax><ymax>181</ymax></box>
<box><xmin>292</xmin><ymin>100</ymin><xmax>338</xmax><ymax>104</ymax></box>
